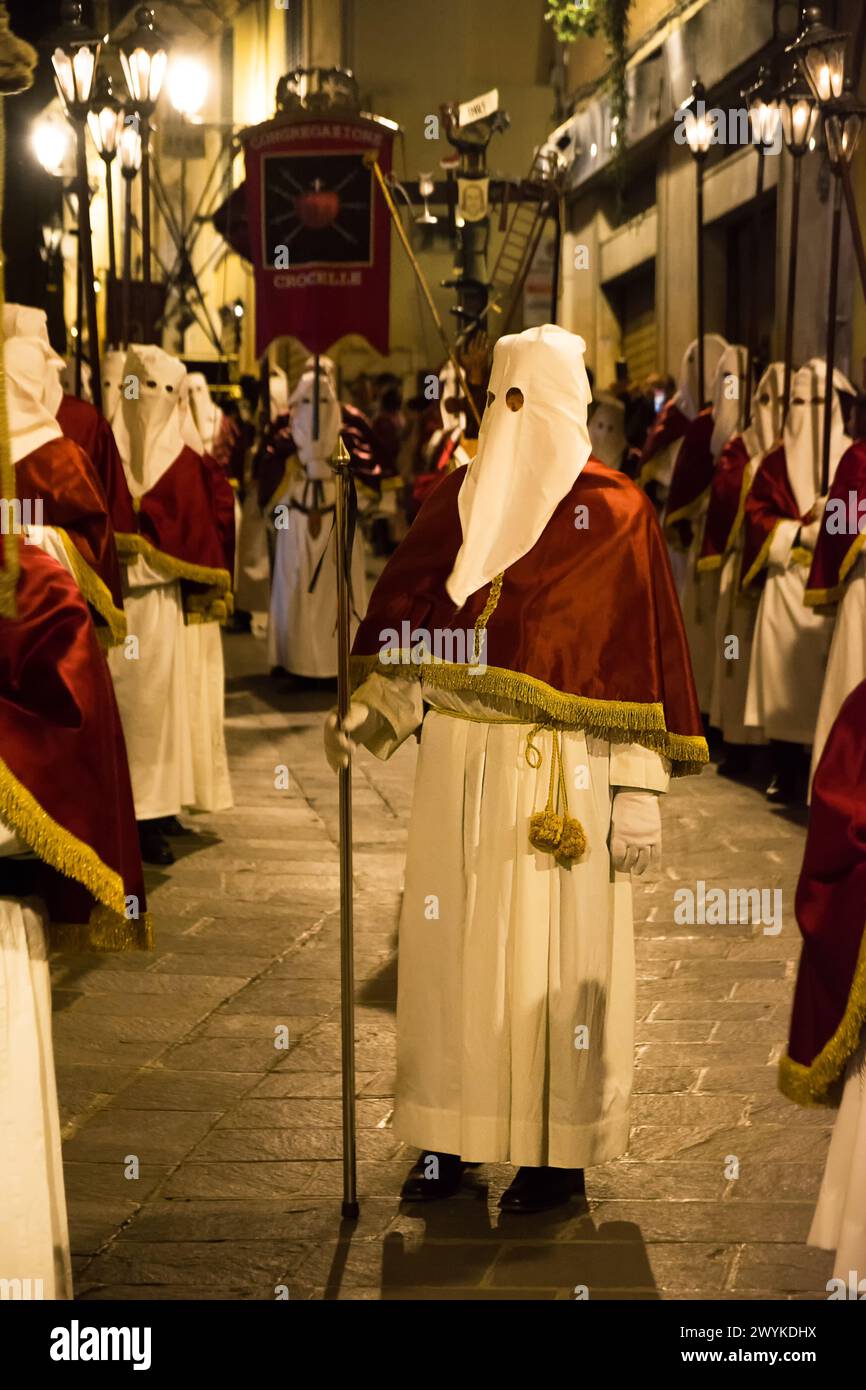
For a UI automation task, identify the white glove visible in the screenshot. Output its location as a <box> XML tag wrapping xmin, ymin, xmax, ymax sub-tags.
<box><xmin>610</xmin><ymin>790</ymin><xmax>661</xmax><ymax>876</ymax></box>
<box><xmin>324</xmin><ymin>702</ymin><xmax>372</xmax><ymax>772</ymax></box>
<box><xmin>799</xmin><ymin>495</ymin><xmax>828</xmax><ymax>551</ymax></box>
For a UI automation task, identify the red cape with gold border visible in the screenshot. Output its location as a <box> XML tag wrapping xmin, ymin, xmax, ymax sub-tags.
<box><xmin>804</xmin><ymin>440</ymin><xmax>866</xmax><ymax>606</ymax></box>
<box><xmin>662</xmin><ymin>408</ymin><xmax>714</xmax><ymax>548</ymax></box>
<box><xmin>740</xmin><ymin>444</ymin><xmax>811</xmax><ymax>590</ymax></box>
<box><xmin>697</xmin><ymin>434</ymin><xmax>750</xmax><ymax>572</ymax></box>
<box><xmin>637</xmin><ymin>399</ymin><xmax>690</xmax><ymax>487</ymax></box>
<box><xmin>57</xmin><ymin>393</ymin><xmax>138</xmax><ymax>536</ymax></box>
<box><xmin>0</xmin><ymin>541</ymin><xmax>149</xmax><ymax>951</ymax></box>
<box><xmin>351</xmin><ymin>459</ymin><xmax>708</xmax><ymax>776</ymax></box>
<box><xmin>117</xmin><ymin>446</ymin><xmax>232</xmax><ymax>622</ymax></box>
<box><xmin>780</xmin><ymin>678</ymin><xmax>866</xmax><ymax>1105</ymax></box>
<box><xmin>16</xmin><ymin>436</ymin><xmax>126</xmax><ymax>645</ymax></box>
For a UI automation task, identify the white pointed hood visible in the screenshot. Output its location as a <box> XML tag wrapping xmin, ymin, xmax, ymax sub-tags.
<box><xmin>589</xmin><ymin>392</ymin><xmax>627</xmax><ymax>469</ymax></box>
<box><xmin>121</xmin><ymin>344</ymin><xmax>188</xmax><ymax>496</ymax></box>
<box><xmin>445</xmin><ymin>323</ymin><xmax>592</xmax><ymax>609</ymax></box>
<box><xmin>290</xmin><ymin>368</ymin><xmax>342</xmax><ymax>481</ymax></box>
<box><xmin>101</xmin><ymin>349</ymin><xmax>128</xmax><ymax>432</ymax></box>
<box><xmin>186</xmin><ymin>372</ymin><xmax>223</xmax><ymax>455</ymax></box>
<box><xmin>785</xmin><ymin>359</ymin><xmax>853</xmax><ymax>517</ymax></box>
<box><xmin>269</xmin><ymin>365</ymin><xmax>289</xmax><ymax>420</ymax></box>
<box><xmin>2</xmin><ymin>302</ymin><xmax>65</xmax><ymax>422</ymax></box>
<box><xmin>673</xmin><ymin>333</ymin><xmax>728</xmax><ymax>421</ymax></box>
<box><xmin>710</xmin><ymin>344</ymin><xmax>748</xmax><ymax>459</ymax></box>
<box><xmin>3</xmin><ymin>333</ymin><xmax>65</xmax><ymax>463</ymax></box>
<box><xmin>741</xmin><ymin>361</ymin><xmax>784</xmax><ymax>462</ymax></box>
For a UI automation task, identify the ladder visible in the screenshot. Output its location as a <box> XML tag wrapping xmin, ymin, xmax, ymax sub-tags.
<box><xmin>486</xmin><ymin>147</ymin><xmax>558</xmax><ymax>335</ymax></box>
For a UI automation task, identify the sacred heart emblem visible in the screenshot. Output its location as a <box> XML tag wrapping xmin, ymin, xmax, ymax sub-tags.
<box><xmin>295</xmin><ymin>183</ymin><xmax>340</xmax><ymax>230</ymax></box>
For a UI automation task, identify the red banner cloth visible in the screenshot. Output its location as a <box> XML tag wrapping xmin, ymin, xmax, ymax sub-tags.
<box><xmin>242</xmin><ymin>113</ymin><xmax>393</xmax><ymax>358</ymax></box>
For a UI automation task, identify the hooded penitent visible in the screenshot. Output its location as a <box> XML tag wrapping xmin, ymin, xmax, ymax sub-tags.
<box><xmin>664</xmin><ymin>344</ymin><xmax>747</xmax><ymax>542</ymax></box>
<box><xmin>115</xmin><ymin>344</ymin><xmax>231</xmax><ymax>619</ymax></box>
<box><xmin>742</xmin><ymin>360</ymin><xmax>854</xmax><ymax>590</ymax></box>
<box><xmin>699</xmin><ymin>361</ymin><xmax>785</xmax><ymax>572</ymax></box>
<box><xmin>590</xmin><ymin>393</ymin><xmax>628</xmax><ymax>470</ymax></box>
<box><xmin>638</xmin><ymin>334</ymin><xmax>728</xmax><ymax>488</ymax></box>
<box><xmin>3</xmin><ymin>328</ymin><xmax>126</xmax><ymax>644</ymax></box>
<box><xmin>352</xmin><ymin>323</ymin><xmax>707</xmax><ymax>775</ymax></box>
<box><xmin>186</xmin><ymin>372</ymin><xmax>224</xmax><ymax>456</ymax></box>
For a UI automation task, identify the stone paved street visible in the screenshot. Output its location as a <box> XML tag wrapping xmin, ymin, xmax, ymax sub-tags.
<box><xmin>53</xmin><ymin>631</ymin><xmax>835</xmax><ymax>1301</ymax></box>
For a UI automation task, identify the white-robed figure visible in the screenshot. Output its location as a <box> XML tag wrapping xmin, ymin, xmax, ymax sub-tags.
<box><xmin>704</xmin><ymin>361</ymin><xmax>784</xmax><ymax>753</ymax></box>
<box><xmin>107</xmin><ymin>346</ymin><xmax>193</xmax><ymax>864</ymax></box>
<box><xmin>268</xmin><ymin>367</ymin><xmax>367</xmax><ymax>679</ymax></box>
<box><xmin>743</xmin><ymin>361</ymin><xmax>853</xmax><ymax>792</ymax></box>
<box><xmin>234</xmin><ymin>369</ymin><xmax>287</xmax><ymax>630</ymax></box>
<box><xmin>325</xmin><ymin>325</ymin><xmax>707</xmax><ymax>1212</ymax></box>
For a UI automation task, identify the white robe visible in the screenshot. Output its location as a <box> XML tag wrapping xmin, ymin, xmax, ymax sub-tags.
<box><xmin>808</xmin><ymin>1038</ymin><xmax>866</xmax><ymax>1283</ymax></box>
<box><xmin>235</xmin><ymin>484</ymin><xmax>271</xmax><ymax>628</ymax></box>
<box><xmin>182</xmin><ymin>620</ymin><xmax>233</xmax><ymax>814</ymax></box>
<box><xmin>108</xmin><ymin>556</ymin><xmax>192</xmax><ymax>821</ymax></box>
<box><xmin>358</xmin><ymin>672</ymin><xmax>669</xmax><ymax>1169</ymax></box>
<box><xmin>810</xmin><ymin>555</ymin><xmax>866</xmax><ymax>783</ymax></box>
<box><xmin>0</xmin><ymin>890</ymin><xmax>72</xmax><ymax>1299</ymax></box>
<box><xmin>745</xmin><ymin>523</ymin><xmax>835</xmax><ymax>745</ymax></box>
<box><xmin>268</xmin><ymin>473</ymin><xmax>367</xmax><ymax>679</ymax></box>
<box><xmin>679</xmin><ymin>507</ymin><xmax>718</xmax><ymax>715</ymax></box>
<box><xmin>709</xmin><ymin>542</ymin><xmax>765</xmax><ymax>745</ymax></box>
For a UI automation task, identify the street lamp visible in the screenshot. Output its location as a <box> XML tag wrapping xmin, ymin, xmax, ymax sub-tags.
<box><xmin>778</xmin><ymin>72</ymin><xmax>819</xmax><ymax>417</ymax></box>
<box><xmin>119</xmin><ymin>121</ymin><xmax>142</xmax><ymax>347</ymax></box>
<box><xmin>786</xmin><ymin>5</ymin><xmax>848</xmax><ymax>106</ymax></box>
<box><xmin>87</xmin><ymin>74</ymin><xmax>124</xmax><ymax>339</ymax></box>
<box><xmin>119</xmin><ymin>6</ymin><xmax>168</xmax><ymax>342</ymax></box>
<box><xmin>742</xmin><ymin>66</ymin><xmax>779</xmax><ymax>418</ymax></box>
<box><xmin>50</xmin><ymin>0</ymin><xmax>102</xmax><ymax>409</ymax></box>
<box><xmin>683</xmin><ymin>78</ymin><xmax>713</xmax><ymax>409</ymax></box>
<box><xmin>32</xmin><ymin>110</ymin><xmax>73</xmax><ymax>177</ymax></box>
<box><xmin>166</xmin><ymin>54</ymin><xmax>208</xmax><ymax>119</ymax></box>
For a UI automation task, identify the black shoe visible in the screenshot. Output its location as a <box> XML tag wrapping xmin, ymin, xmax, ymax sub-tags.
<box><xmin>499</xmin><ymin>1165</ymin><xmax>585</xmax><ymax>1214</ymax></box>
<box><xmin>400</xmin><ymin>1150</ymin><xmax>471</xmax><ymax>1201</ymax></box>
<box><xmin>138</xmin><ymin>821</ymin><xmax>175</xmax><ymax>865</ymax></box>
<box><xmin>158</xmin><ymin>816</ymin><xmax>186</xmax><ymax>836</ymax></box>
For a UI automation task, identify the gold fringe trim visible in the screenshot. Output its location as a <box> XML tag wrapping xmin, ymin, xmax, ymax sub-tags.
<box><xmin>56</xmin><ymin>529</ymin><xmax>126</xmax><ymax>646</ymax></box>
<box><xmin>804</xmin><ymin>531</ymin><xmax>866</xmax><ymax>607</ymax></box>
<box><xmin>778</xmin><ymin>924</ymin><xmax>866</xmax><ymax>1107</ymax></box>
<box><xmin>49</xmin><ymin>908</ymin><xmax>154</xmax><ymax>954</ymax></box>
<box><xmin>351</xmin><ymin>654</ymin><xmax>709</xmax><ymax>774</ymax></box>
<box><xmin>790</xmin><ymin>545</ymin><xmax>813</xmax><ymax>568</ymax></box>
<box><xmin>0</xmin><ymin>754</ymin><xmax>126</xmax><ymax>916</ymax></box>
<box><xmin>740</xmin><ymin>518</ymin><xmax>782</xmax><ymax>591</ymax></box>
<box><xmin>116</xmin><ymin>533</ymin><xmax>231</xmax><ymax>593</ymax></box>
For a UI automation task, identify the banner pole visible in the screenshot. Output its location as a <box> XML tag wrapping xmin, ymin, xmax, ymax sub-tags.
<box><xmin>365</xmin><ymin>152</ymin><xmax>482</xmax><ymax>430</ymax></box>
<box><xmin>331</xmin><ymin>433</ymin><xmax>359</xmax><ymax>1220</ymax></box>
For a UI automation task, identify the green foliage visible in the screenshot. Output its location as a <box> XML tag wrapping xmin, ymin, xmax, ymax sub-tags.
<box><xmin>545</xmin><ymin>0</ymin><xmax>633</xmax><ymax>187</ymax></box>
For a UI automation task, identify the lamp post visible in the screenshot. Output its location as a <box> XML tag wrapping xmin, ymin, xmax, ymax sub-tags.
<box><xmin>119</xmin><ymin>5</ymin><xmax>168</xmax><ymax>343</ymax></box>
<box><xmin>778</xmin><ymin>73</ymin><xmax>818</xmax><ymax>417</ymax></box>
<box><xmin>165</xmin><ymin>53</ymin><xmax>209</xmax><ymax>352</ymax></box>
<box><xmin>87</xmin><ymin>74</ymin><xmax>124</xmax><ymax>343</ymax></box>
<box><xmin>743</xmin><ymin>67</ymin><xmax>779</xmax><ymax>419</ymax></box>
<box><xmin>787</xmin><ymin>4</ymin><xmax>852</xmax><ymax>492</ymax></box>
<box><xmin>50</xmin><ymin>0</ymin><xmax>103</xmax><ymax>411</ymax></box>
<box><xmin>684</xmin><ymin>78</ymin><xmax>713</xmax><ymax>408</ymax></box>
<box><xmin>119</xmin><ymin>121</ymin><xmax>141</xmax><ymax>347</ymax></box>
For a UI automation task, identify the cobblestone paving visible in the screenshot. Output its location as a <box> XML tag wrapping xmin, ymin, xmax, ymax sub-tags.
<box><xmin>53</xmin><ymin>631</ymin><xmax>834</xmax><ymax>1301</ymax></box>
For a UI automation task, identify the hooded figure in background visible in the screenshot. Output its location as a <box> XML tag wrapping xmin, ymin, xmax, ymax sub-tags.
<box><xmin>743</xmin><ymin>359</ymin><xmax>853</xmax><ymax>801</ymax></box>
<box><xmin>325</xmin><ymin>324</ymin><xmax>706</xmax><ymax>1214</ymax></box>
<box><xmin>664</xmin><ymin>344</ymin><xmax>748</xmax><ymax>714</ymax></box>
<box><xmin>637</xmin><ymin>333</ymin><xmax>727</xmax><ymax>493</ymax></box>
<box><xmin>589</xmin><ymin>392</ymin><xmax>628</xmax><ymax>470</ymax></box>
<box><xmin>107</xmin><ymin>345</ymin><xmax>231</xmax><ymax>864</ymax></box>
<box><xmin>699</xmin><ymin>361</ymin><xmax>784</xmax><ymax>766</ymax></box>
<box><xmin>3</xmin><ymin>322</ymin><xmax>126</xmax><ymax>646</ymax></box>
<box><xmin>267</xmin><ymin>367</ymin><xmax>367</xmax><ymax>680</ymax></box>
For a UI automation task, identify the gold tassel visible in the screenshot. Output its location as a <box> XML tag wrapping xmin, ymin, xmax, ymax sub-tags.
<box><xmin>526</xmin><ymin>726</ymin><xmax>587</xmax><ymax>864</ymax></box>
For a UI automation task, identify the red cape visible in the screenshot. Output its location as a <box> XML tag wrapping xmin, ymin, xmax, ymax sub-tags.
<box><xmin>805</xmin><ymin>439</ymin><xmax>866</xmax><ymax>605</ymax></box>
<box><xmin>117</xmin><ymin>447</ymin><xmax>232</xmax><ymax>620</ymax></box>
<box><xmin>698</xmin><ymin>434</ymin><xmax>750</xmax><ymax>570</ymax></box>
<box><xmin>637</xmin><ymin>399</ymin><xmax>689</xmax><ymax>487</ymax></box>
<box><xmin>740</xmin><ymin>444</ymin><xmax>806</xmax><ymax>590</ymax></box>
<box><xmin>351</xmin><ymin>460</ymin><xmax>708</xmax><ymax>776</ymax></box>
<box><xmin>57</xmin><ymin>393</ymin><xmax>137</xmax><ymax>535</ymax></box>
<box><xmin>0</xmin><ymin>543</ymin><xmax>149</xmax><ymax>951</ymax></box>
<box><xmin>780</xmin><ymin>678</ymin><xmax>866</xmax><ymax>1105</ymax></box>
<box><xmin>16</xmin><ymin>436</ymin><xmax>126</xmax><ymax>644</ymax></box>
<box><xmin>201</xmin><ymin>452</ymin><xmax>237</xmax><ymax>577</ymax></box>
<box><xmin>662</xmin><ymin>408</ymin><xmax>714</xmax><ymax>546</ymax></box>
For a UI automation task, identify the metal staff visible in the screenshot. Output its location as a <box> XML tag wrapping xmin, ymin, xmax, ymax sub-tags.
<box><xmin>330</xmin><ymin>432</ymin><xmax>359</xmax><ymax>1220</ymax></box>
